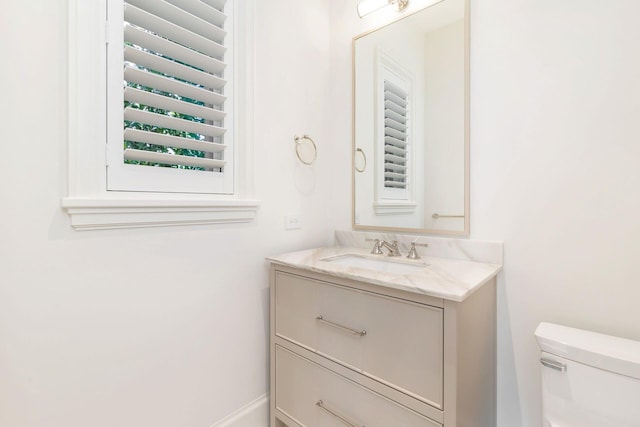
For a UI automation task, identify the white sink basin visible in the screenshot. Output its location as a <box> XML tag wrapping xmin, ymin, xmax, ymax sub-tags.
<box><xmin>321</xmin><ymin>254</ymin><xmax>427</xmax><ymax>275</ymax></box>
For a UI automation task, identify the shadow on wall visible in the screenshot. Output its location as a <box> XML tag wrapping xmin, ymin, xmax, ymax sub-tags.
<box><xmin>496</xmin><ymin>271</ymin><xmax>523</xmax><ymax>426</ymax></box>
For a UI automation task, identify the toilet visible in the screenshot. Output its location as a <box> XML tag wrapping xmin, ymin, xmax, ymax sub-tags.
<box><xmin>535</xmin><ymin>322</ymin><xmax>640</xmax><ymax>427</ymax></box>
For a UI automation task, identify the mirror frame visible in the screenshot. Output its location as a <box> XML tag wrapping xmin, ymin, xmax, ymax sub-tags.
<box><xmin>351</xmin><ymin>0</ymin><xmax>470</xmax><ymax>236</ymax></box>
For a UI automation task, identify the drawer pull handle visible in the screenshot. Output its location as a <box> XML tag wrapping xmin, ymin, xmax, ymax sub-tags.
<box><xmin>540</xmin><ymin>358</ymin><xmax>567</xmax><ymax>372</ymax></box>
<box><xmin>316</xmin><ymin>400</ymin><xmax>364</xmax><ymax>427</ymax></box>
<box><xmin>316</xmin><ymin>315</ymin><xmax>367</xmax><ymax>336</ymax></box>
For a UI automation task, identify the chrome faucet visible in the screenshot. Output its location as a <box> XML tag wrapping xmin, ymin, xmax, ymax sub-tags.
<box><xmin>379</xmin><ymin>240</ymin><xmax>401</xmax><ymax>257</ymax></box>
<box><xmin>366</xmin><ymin>238</ymin><xmax>401</xmax><ymax>256</ymax></box>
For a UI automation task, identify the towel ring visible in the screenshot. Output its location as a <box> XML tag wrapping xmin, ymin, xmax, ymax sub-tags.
<box><xmin>294</xmin><ymin>134</ymin><xmax>317</xmax><ymax>165</ymax></box>
<box><xmin>355</xmin><ymin>147</ymin><xmax>367</xmax><ymax>173</ymax></box>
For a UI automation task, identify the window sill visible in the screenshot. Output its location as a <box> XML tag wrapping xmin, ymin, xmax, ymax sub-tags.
<box><xmin>373</xmin><ymin>201</ymin><xmax>417</xmax><ymax>216</ymax></box>
<box><xmin>62</xmin><ymin>197</ymin><xmax>260</xmax><ymax>231</ymax></box>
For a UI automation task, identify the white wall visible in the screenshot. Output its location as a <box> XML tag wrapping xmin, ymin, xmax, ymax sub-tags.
<box><xmin>472</xmin><ymin>1</ymin><xmax>640</xmax><ymax>425</ymax></box>
<box><xmin>331</xmin><ymin>0</ymin><xmax>640</xmax><ymax>426</ymax></box>
<box><xmin>423</xmin><ymin>19</ymin><xmax>465</xmax><ymax>230</ymax></box>
<box><xmin>0</xmin><ymin>1</ymin><xmax>335</xmax><ymax>426</ymax></box>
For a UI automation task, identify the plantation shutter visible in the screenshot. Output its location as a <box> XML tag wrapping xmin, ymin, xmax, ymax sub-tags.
<box><xmin>383</xmin><ymin>80</ymin><xmax>408</xmax><ymax>189</ymax></box>
<box><xmin>107</xmin><ymin>0</ymin><xmax>234</xmax><ymax>194</ymax></box>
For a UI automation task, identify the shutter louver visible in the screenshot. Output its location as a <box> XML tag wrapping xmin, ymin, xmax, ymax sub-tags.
<box><xmin>383</xmin><ymin>80</ymin><xmax>409</xmax><ymax>189</ymax></box>
<box><xmin>122</xmin><ymin>0</ymin><xmax>228</xmax><ymax>172</ymax></box>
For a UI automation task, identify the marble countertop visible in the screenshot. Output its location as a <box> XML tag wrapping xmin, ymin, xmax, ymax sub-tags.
<box><xmin>267</xmin><ymin>246</ymin><xmax>502</xmax><ymax>302</ymax></box>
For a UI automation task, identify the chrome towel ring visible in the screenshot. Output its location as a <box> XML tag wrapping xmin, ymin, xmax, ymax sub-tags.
<box><xmin>355</xmin><ymin>147</ymin><xmax>367</xmax><ymax>173</ymax></box>
<box><xmin>294</xmin><ymin>134</ymin><xmax>317</xmax><ymax>165</ymax></box>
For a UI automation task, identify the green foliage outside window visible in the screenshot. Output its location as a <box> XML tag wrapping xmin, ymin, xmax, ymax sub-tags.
<box><xmin>124</xmin><ymin>83</ymin><xmax>208</xmax><ymax>170</ymax></box>
<box><xmin>123</xmin><ymin>43</ymin><xmax>216</xmax><ymax>171</ymax></box>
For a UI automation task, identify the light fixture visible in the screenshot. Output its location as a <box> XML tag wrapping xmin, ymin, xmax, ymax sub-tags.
<box><xmin>357</xmin><ymin>0</ymin><xmax>410</xmax><ymax>18</ymax></box>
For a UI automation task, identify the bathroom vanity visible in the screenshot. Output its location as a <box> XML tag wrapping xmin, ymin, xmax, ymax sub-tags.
<box><xmin>268</xmin><ymin>233</ymin><xmax>502</xmax><ymax>427</ymax></box>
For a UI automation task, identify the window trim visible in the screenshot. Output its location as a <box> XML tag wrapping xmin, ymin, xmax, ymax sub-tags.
<box><xmin>63</xmin><ymin>0</ymin><xmax>258</xmax><ymax>230</ymax></box>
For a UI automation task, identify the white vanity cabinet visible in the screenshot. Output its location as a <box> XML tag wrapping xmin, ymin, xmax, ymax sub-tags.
<box><xmin>269</xmin><ymin>264</ymin><xmax>496</xmax><ymax>427</ymax></box>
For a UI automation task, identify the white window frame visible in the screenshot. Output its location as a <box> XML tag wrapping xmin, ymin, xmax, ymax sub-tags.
<box><xmin>62</xmin><ymin>0</ymin><xmax>258</xmax><ymax>230</ymax></box>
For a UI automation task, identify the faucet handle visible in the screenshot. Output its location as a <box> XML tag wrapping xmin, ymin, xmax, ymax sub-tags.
<box><xmin>365</xmin><ymin>238</ymin><xmax>383</xmax><ymax>255</ymax></box>
<box><xmin>392</xmin><ymin>241</ymin><xmax>402</xmax><ymax>257</ymax></box>
<box><xmin>406</xmin><ymin>242</ymin><xmax>429</xmax><ymax>260</ymax></box>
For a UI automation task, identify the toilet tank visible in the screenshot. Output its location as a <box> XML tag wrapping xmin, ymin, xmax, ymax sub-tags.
<box><xmin>535</xmin><ymin>322</ymin><xmax>640</xmax><ymax>427</ymax></box>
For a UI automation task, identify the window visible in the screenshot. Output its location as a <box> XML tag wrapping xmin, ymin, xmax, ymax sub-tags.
<box><xmin>63</xmin><ymin>0</ymin><xmax>258</xmax><ymax>230</ymax></box>
<box><xmin>108</xmin><ymin>0</ymin><xmax>234</xmax><ymax>194</ymax></box>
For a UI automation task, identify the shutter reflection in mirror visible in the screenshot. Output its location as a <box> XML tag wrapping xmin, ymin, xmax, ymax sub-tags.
<box><xmin>383</xmin><ymin>80</ymin><xmax>409</xmax><ymax>190</ymax></box>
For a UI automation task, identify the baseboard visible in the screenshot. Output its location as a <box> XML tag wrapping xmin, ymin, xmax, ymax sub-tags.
<box><xmin>210</xmin><ymin>393</ymin><xmax>269</xmax><ymax>427</ymax></box>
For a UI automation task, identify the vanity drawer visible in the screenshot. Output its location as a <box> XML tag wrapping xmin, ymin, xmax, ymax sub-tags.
<box><xmin>275</xmin><ymin>345</ymin><xmax>441</xmax><ymax>427</ymax></box>
<box><xmin>275</xmin><ymin>271</ymin><xmax>443</xmax><ymax>408</ymax></box>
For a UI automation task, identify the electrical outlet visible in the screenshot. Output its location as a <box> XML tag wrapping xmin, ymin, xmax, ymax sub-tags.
<box><xmin>285</xmin><ymin>214</ymin><xmax>301</xmax><ymax>230</ymax></box>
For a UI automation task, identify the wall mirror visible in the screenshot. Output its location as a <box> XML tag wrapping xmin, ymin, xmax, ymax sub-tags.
<box><xmin>353</xmin><ymin>0</ymin><xmax>469</xmax><ymax>235</ymax></box>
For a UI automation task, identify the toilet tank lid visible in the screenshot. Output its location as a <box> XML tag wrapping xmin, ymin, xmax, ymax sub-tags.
<box><xmin>535</xmin><ymin>322</ymin><xmax>640</xmax><ymax>380</ymax></box>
